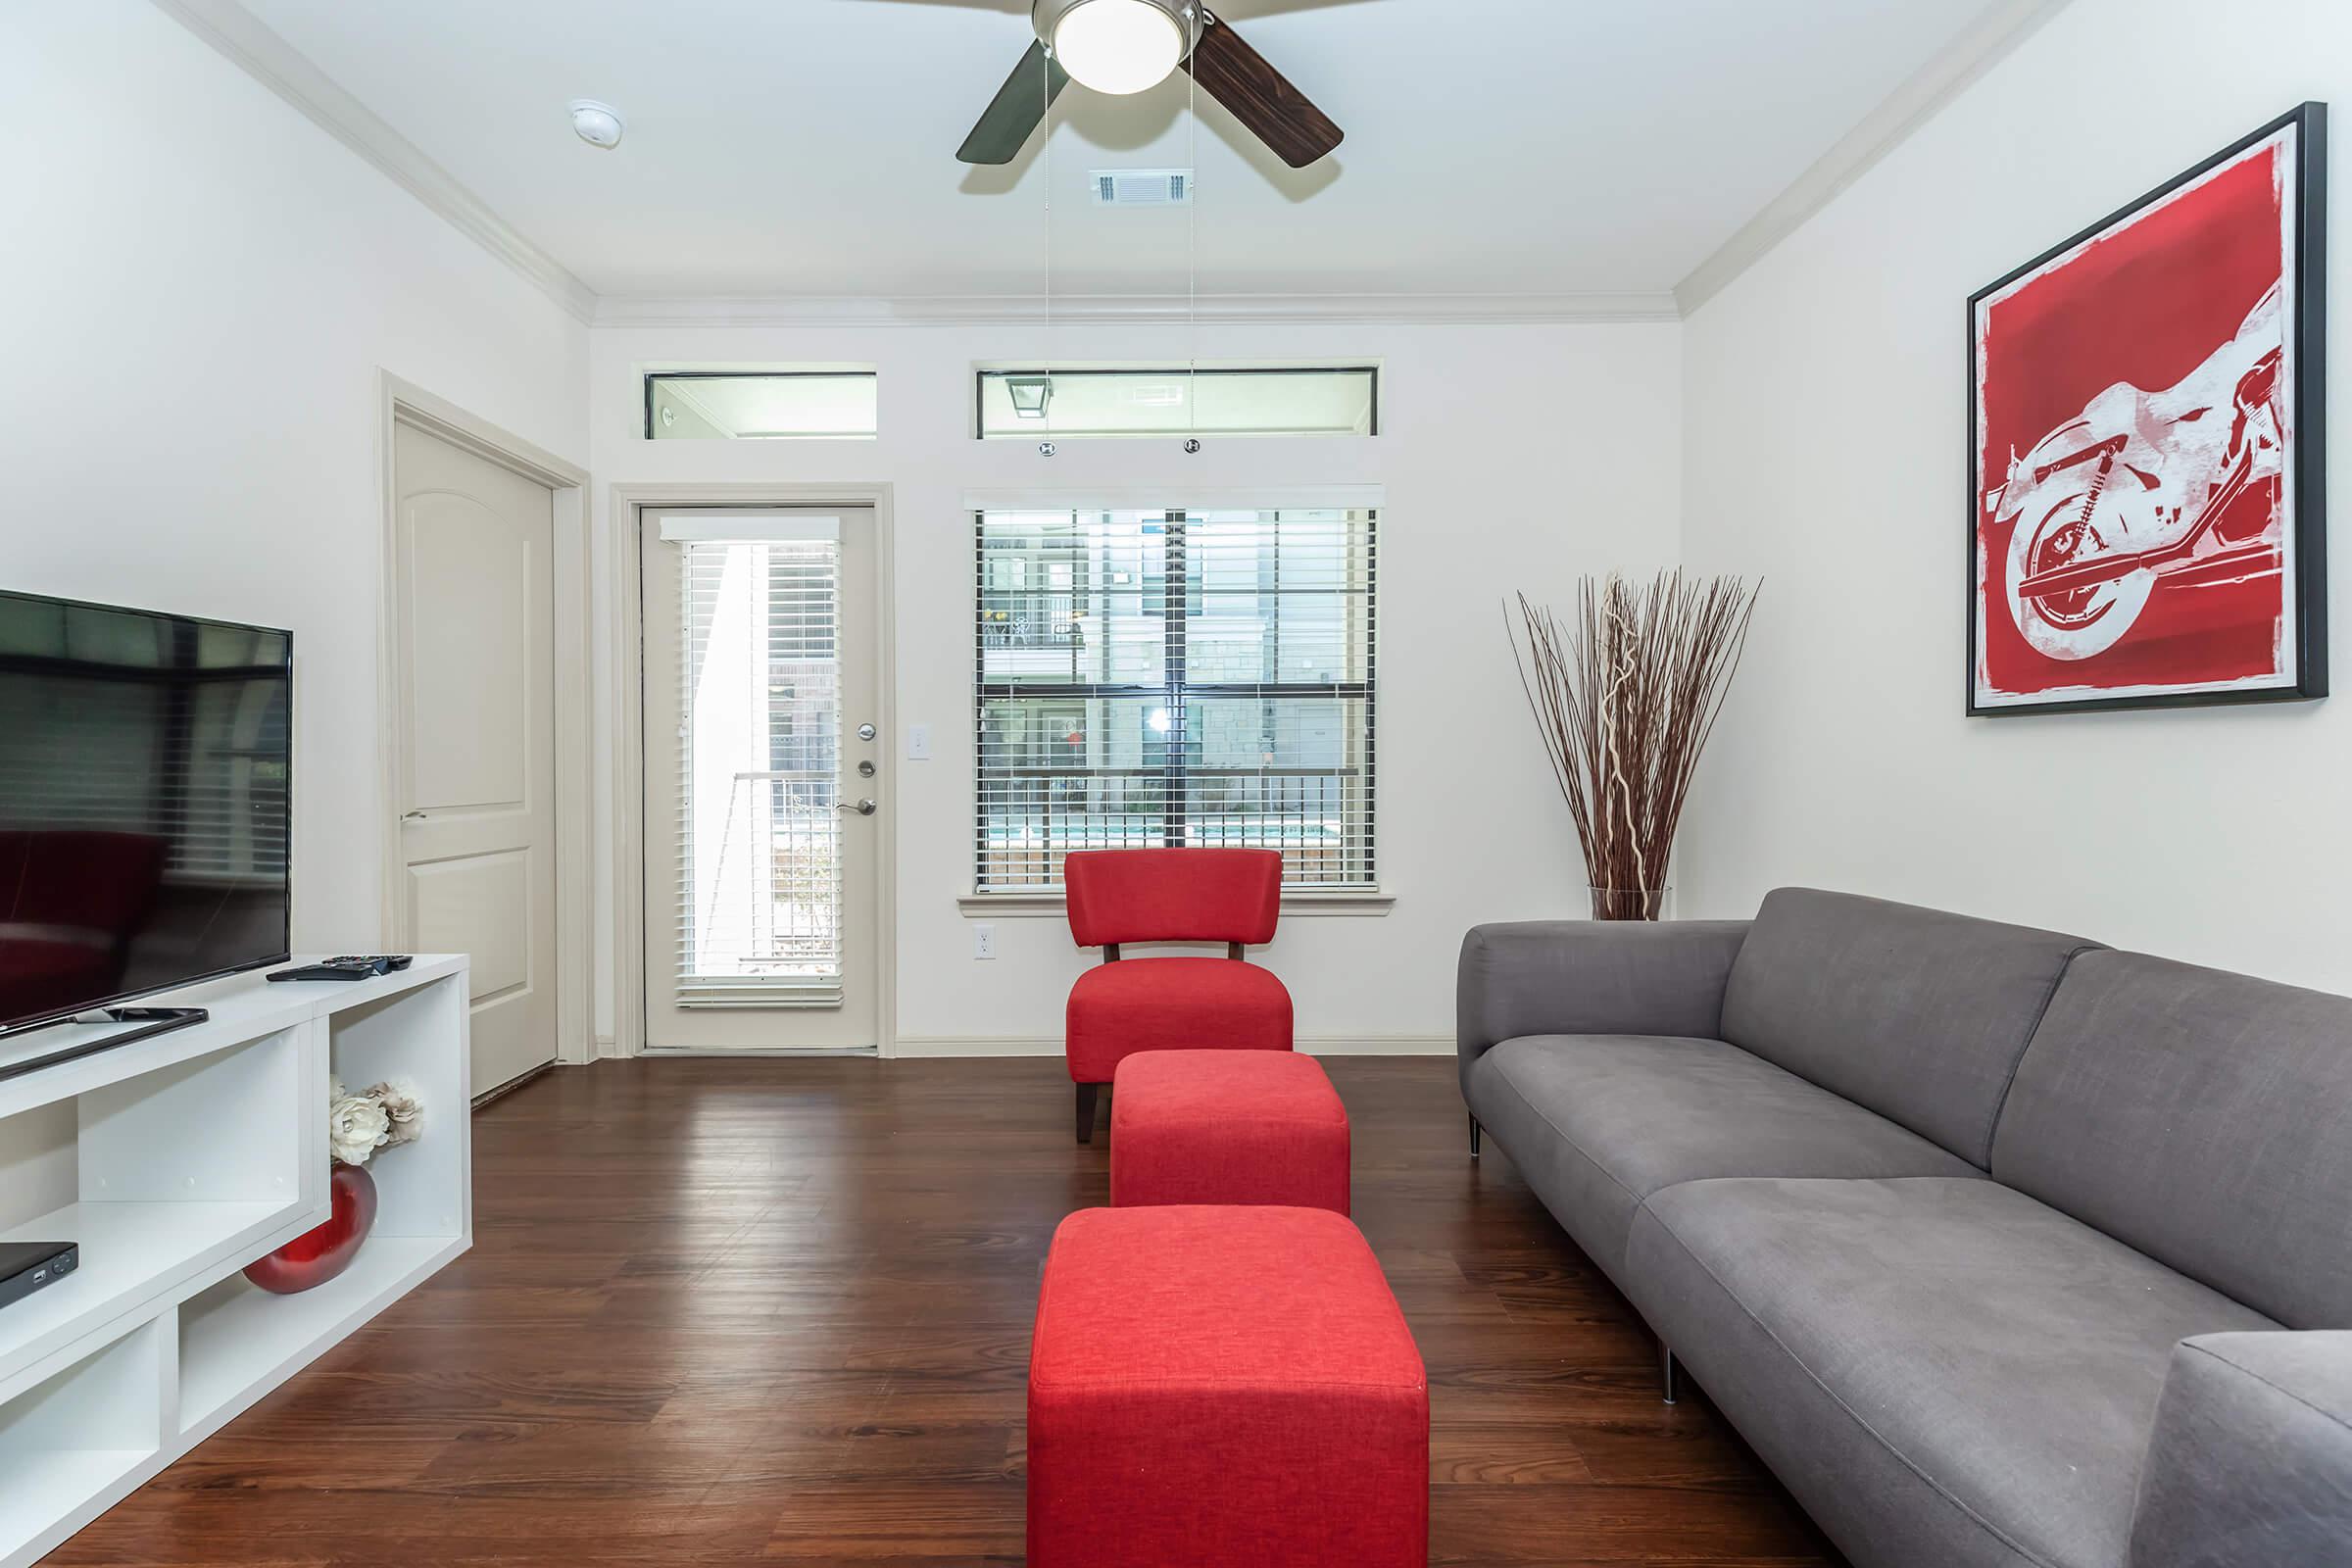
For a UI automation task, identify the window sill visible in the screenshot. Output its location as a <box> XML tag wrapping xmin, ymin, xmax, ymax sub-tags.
<box><xmin>956</xmin><ymin>891</ymin><xmax>1396</xmax><ymax>919</ymax></box>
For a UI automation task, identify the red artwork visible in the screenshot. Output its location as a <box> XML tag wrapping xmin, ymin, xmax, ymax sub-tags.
<box><xmin>1970</xmin><ymin>107</ymin><xmax>2327</xmax><ymax>713</ymax></box>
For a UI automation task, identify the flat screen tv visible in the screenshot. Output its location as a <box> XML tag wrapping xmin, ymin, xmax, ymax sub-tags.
<box><xmin>0</xmin><ymin>590</ymin><xmax>292</xmax><ymax>1052</ymax></box>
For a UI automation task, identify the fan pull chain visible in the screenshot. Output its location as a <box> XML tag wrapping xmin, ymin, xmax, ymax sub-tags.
<box><xmin>1186</xmin><ymin>5</ymin><xmax>1200</xmax><ymax>455</ymax></box>
<box><xmin>1040</xmin><ymin>37</ymin><xmax>1055</xmax><ymax>457</ymax></box>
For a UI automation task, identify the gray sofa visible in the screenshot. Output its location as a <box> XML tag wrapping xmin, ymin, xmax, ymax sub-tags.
<box><xmin>1457</xmin><ymin>888</ymin><xmax>2352</xmax><ymax>1568</ymax></box>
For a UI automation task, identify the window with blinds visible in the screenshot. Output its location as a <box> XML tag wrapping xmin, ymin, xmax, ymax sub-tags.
<box><xmin>670</xmin><ymin>522</ymin><xmax>846</xmax><ymax>1005</ymax></box>
<box><xmin>974</xmin><ymin>507</ymin><xmax>1377</xmax><ymax>893</ymax></box>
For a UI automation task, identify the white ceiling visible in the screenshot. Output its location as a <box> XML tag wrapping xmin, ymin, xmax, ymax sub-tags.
<box><xmin>228</xmin><ymin>0</ymin><xmax>2012</xmax><ymax>303</ymax></box>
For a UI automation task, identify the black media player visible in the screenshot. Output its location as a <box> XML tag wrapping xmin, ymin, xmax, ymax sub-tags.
<box><xmin>0</xmin><ymin>1241</ymin><xmax>78</xmax><ymax>1310</ymax></box>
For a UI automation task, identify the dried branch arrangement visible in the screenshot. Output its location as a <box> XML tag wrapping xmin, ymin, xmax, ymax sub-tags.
<box><xmin>1508</xmin><ymin>572</ymin><xmax>1761</xmax><ymax>920</ymax></box>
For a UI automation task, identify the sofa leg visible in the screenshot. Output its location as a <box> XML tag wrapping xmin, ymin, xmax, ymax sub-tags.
<box><xmin>1661</xmin><ymin>1346</ymin><xmax>1680</xmax><ymax>1406</ymax></box>
<box><xmin>1075</xmin><ymin>1083</ymin><xmax>1100</xmax><ymax>1146</ymax></box>
<box><xmin>1468</xmin><ymin>1114</ymin><xmax>1482</xmax><ymax>1160</ymax></box>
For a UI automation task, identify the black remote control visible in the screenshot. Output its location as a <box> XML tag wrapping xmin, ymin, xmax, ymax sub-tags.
<box><xmin>267</xmin><ymin>956</ymin><xmax>414</xmax><ymax>983</ymax></box>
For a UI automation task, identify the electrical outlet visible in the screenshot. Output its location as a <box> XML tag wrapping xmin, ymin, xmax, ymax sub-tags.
<box><xmin>907</xmin><ymin>723</ymin><xmax>932</xmax><ymax>761</ymax></box>
<box><xmin>972</xmin><ymin>923</ymin><xmax>997</xmax><ymax>960</ymax></box>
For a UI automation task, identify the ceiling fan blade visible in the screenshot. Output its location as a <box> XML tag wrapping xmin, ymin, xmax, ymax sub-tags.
<box><xmin>958</xmin><ymin>41</ymin><xmax>1071</xmax><ymax>165</ymax></box>
<box><xmin>1181</xmin><ymin>11</ymin><xmax>1344</xmax><ymax>169</ymax></box>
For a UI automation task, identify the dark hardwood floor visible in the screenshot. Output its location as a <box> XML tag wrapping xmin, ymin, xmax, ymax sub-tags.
<box><xmin>52</xmin><ymin>1057</ymin><xmax>1845</xmax><ymax>1567</ymax></box>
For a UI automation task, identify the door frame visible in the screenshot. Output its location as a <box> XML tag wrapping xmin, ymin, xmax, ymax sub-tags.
<box><xmin>376</xmin><ymin>371</ymin><xmax>596</xmax><ymax>1070</ymax></box>
<box><xmin>609</xmin><ymin>481</ymin><xmax>900</xmax><ymax>1060</ymax></box>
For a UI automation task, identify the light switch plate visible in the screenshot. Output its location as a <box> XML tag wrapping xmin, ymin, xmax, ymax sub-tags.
<box><xmin>907</xmin><ymin>723</ymin><xmax>933</xmax><ymax>761</ymax></box>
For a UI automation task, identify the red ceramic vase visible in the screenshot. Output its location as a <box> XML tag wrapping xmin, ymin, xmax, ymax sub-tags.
<box><xmin>244</xmin><ymin>1160</ymin><xmax>379</xmax><ymax>1295</ymax></box>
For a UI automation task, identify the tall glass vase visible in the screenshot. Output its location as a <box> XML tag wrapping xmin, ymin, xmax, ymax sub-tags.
<box><xmin>1589</xmin><ymin>884</ymin><xmax>1675</xmax><ymax>922</ymax></box>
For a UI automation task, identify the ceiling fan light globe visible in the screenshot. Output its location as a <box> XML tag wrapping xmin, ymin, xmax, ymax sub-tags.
<box><xmin>1045</xmin><ymin>0</ymin><xmax>1187</xmax><ymax>96</ymax></box>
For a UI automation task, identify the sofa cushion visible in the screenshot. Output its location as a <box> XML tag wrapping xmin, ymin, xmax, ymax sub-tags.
<box><xmin>1991</xmin><ymin>951</ymin><xmax>2352</xmax><ymax>1330</ymax></box>
<box><xmin>1462</xmin><ymin>1035</ymin><xmax>1981</xmax><ymax>1285</ymax></box>
<box><xmin>1719</xmin><ymin>888</ymin><xmax>2100</xmax><ymax>1165</ymax></box>
<box><xmin>1624</xmin><ymin>1177</ymin><xmax>2277</xmax><ymax>1568</ymax></box>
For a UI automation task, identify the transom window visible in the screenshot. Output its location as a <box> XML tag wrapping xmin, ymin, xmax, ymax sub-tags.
<box><xmin>973</xmin><ymin>507</ymin><xmax>1377</xmax><ymax>893</ymax></box>
<box><xmin>646</xmin><ymin>371</ymin><xmax>878</xmax><ymax>440</ymax></box>
<box><xmin>975</xmin><ymin>367</ymin><xmax>1377</xmax><ymax>440</ymax></box>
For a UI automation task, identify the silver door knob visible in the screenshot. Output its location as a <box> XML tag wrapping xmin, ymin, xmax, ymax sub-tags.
<box><xmin>857</xmin><ymin>723</ymin><xmax>877</xmax><ymax>742</ymax></box>
<box><xmin>837</xmin><ymin>799</ymin><xmax>877</xmax><ymax>816</ymax></box>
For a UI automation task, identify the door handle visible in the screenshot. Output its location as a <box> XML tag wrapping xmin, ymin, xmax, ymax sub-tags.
<box><xmin>403</xmin><ymin>810</ymin><xmax>428</xmax><ymax>822</ymax></box>
<box><xmin>837</xmin><ymin>799</ymin><xmax>877</xmax><ymax>817</ymax></box>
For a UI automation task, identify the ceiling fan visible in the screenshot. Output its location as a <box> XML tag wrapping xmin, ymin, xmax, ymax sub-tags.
<box><xmin>957</xmin><ymin>0</ymin><xmax>1343</xmax><ymax>170</ymax></box>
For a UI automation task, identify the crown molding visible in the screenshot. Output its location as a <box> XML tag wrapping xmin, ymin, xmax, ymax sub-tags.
<box><xmin>149</xmin><ymin>0</ymin><xmax>599</xmax><ymax>323</ymax></box>
<box><xmin>1674</xmin><ymin>0</ymin><xmax>2077</xmax><ymax>316</ymax></box>
<box><xmin>592</xmin><ymin>291</ymin><xmax>1685</xmax><ymax>329</ymax></box>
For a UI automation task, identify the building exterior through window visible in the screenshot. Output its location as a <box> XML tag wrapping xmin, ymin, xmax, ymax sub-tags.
<box><xmin>973</xmin><ymin>507</ymin><xmax>1377</xmax><ymax>893</ymax></box>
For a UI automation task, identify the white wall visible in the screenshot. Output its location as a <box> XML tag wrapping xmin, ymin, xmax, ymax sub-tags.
<box><xmin>590</xmin><ymin>318</ymin><xmax>1684</xmax><ymax>1047</ymax></box>
<box><xmin>1679</xmin><ymin>0</ymin><xmax>2352</xmax><ymax>991</ymax></box>
<box><xmin>0</xmin><ymin>1</ymin><xmax>589</xmax><ymax>952</ymax></box>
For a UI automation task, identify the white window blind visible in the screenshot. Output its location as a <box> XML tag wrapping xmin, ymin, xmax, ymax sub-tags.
<box><xmin>673</xmin><ymin>529</ymin><xmax>845</xmax><ymax>1006</ymax></box>
<box><xmin>974</xmin><ymin>507</ymin><xmax>1377</xmax><ymax>892</ymax></box>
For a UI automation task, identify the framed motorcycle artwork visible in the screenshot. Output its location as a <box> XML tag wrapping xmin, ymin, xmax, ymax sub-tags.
<box><xmin>1969</xmin><ymin>102</ymin><xmax>2328</xmax><ymax>715</ymax></box>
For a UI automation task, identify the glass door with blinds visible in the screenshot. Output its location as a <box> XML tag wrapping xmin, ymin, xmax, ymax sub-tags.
<box><xmin>641</xmin><ymin>508</ymin><xmax>881</xmax><ymax>1051</ymax></box>
<box><xmin>974</xmin><ymin>507</ymin><xmax>1377</xmax><ymax>892</ymax></box>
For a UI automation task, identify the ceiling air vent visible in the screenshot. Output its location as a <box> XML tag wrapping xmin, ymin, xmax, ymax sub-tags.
<box><xmin>1092</xmin><ymin>169</ymin><xmax>1194</xmax><ymax>208</ymax></box>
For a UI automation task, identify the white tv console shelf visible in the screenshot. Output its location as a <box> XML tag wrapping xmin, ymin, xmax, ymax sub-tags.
<box><xmin>0</xmin><ymin>957</ymin><xmax>471</xmax><ymax>1568</ymax></box>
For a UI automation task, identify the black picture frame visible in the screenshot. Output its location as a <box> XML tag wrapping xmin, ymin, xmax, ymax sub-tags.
<box><xmin>1966</xmin><ymin>102</ymin><xmax>2328</xmax><ymax>717</ymax></box>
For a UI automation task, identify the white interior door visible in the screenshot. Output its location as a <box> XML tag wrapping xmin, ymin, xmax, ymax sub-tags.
<box><xmin>393</xmin><ymin>418</ymin><xmax>558</xmax><ymax>1093</ymax></box>
<box><xmin>641</xmin><ymin>508</ymin><xmax>881</xmax><ymax>1051</ymax></box>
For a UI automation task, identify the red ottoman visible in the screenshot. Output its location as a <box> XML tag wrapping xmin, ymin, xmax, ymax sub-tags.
<box><xmin>1028</xmin><ymin>1206</ymin><xmax>1428</xmax><ymax>1568</ymax></box>
<box><xmin>1111</xmin><ymin>1049</ymin><xmax>1350</xmax><ymax>1214</ymax></box>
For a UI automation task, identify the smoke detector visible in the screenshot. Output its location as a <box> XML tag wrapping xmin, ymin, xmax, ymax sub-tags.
<box><xmin>569</xmin><ymin>99</ymin><xmax>626</xmax><ymax>150</ymax></box>
<box><xmin>1092</xmin><ymin>169</ymin><xmax>1194</xmax><ymax>207</ymax></box>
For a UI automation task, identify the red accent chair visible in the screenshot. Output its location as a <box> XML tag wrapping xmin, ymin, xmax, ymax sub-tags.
<box><xmin>1063</xmin><ymin>849</ymin><xmax>1292</xmax><ymax>1144</ymax></box>
<box><xmin>1028</xmin><ymin>1205</ymin><xmax>1429</xmax><ymax>1567</ymax></box>
<box><xmin>1111</xmin><ymin>1050</ymin><xmax>1350</xmax><ymax>1213</ymax></box>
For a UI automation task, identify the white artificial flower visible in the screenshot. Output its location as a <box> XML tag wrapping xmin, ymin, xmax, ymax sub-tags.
<box><xmin>366</xmin><ymin>1079</ymin><xmax>425</xmax><ymax>1147</ymax></box>
<box><xmin>329</xmin><ymin>1093</ymin><xmax>392</xmax><ymax>1166</ymax></box>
